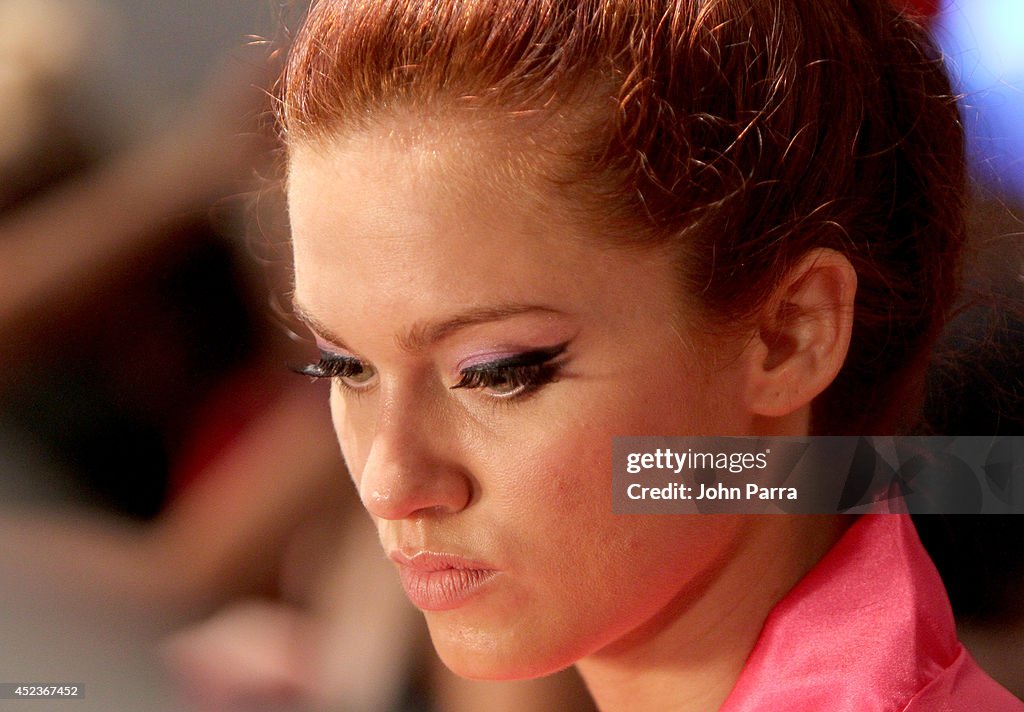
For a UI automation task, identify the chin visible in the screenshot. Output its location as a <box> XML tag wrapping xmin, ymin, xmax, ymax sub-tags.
<box><xmin>427</xmin><ymin>618</ymin><xmax>578</xmax><ymax>682</ymax></box>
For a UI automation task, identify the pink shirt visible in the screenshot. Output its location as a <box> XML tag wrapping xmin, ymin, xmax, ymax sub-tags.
<box><xmin>720</xmin><ymin>514</ymin><xmax>1023</xmax><ymax>711</ymax></box>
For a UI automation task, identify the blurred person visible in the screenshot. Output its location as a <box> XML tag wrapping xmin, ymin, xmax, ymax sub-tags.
<box><xmin>0</xmin><ymin>0</ymin><xmax>108</xmax><ymax>210</ymax></box>
<box><xmin>0</xmin><ymin>31</ymin><xmax>355</xmax><ymax>710</ymax></box>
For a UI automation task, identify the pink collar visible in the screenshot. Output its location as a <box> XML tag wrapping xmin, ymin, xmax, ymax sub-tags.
<box><xmin>719</xmin><ymin>514</ymin><xmax>1022</xmax><ymax>711</ymax></box>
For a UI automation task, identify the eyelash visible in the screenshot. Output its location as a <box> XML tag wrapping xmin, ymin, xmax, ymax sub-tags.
<box><xmin>295</xmin><ymin>344</ymin><xmax>567</xmax><ymax>401</ymax></box>
<box><xmin>450</xmin><ymin>346</ymin><xmax>566</xmax><ymax>400</ymax></box>
<box><xmin>294</xmin><ymin>352</ymin><xmax>374</xmax><ymax>388</ymax></box>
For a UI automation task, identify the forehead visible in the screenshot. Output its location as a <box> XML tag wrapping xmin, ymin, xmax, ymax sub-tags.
<box><xmin>286</xmin><ymin>114</ymin><xmax>601</xmax><ymax>275</ymax></box>
<box><xmin>288</xmin><ymin>128</ymin><xmax>570</xmax><ymax>319</ymax></box>
<box><xmin>290</xmin><ymin>129</ymin><xmax>506</xmax><ymax>221</ymax></box>
<box><xmin>286</xmin><ymin>123</ymin><xmax>569</xmax><ymax>272</ymax></box>
<box><xmin>286</xmin><ymin>104</ymin><xmax>601</xmax><ymax>223</ymax></box>
<box><xmin>286</xmin><ymin>126</ymin><xmax>686</xmax><ymax>349</ymax></box>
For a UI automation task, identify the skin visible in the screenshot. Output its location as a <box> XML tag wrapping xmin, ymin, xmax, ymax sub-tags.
<box><xmin>288</xmin><ymin>122</ymin><xmax>850</xmax><ymax>712</ymax></box>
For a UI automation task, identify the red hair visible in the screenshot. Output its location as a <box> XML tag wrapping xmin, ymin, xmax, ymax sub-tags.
<box><xmin>279</xmin><ymin>0</ymin><xmax>965</xmax><ymax>434</ymax></box>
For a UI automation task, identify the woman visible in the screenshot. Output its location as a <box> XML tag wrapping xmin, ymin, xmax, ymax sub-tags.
<box><xmin>280</xmin><ymin>1</ymin><xmax>1023</xmax><ymax>709</ymax></box>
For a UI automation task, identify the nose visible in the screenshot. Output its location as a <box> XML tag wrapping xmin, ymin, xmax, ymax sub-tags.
<box><xmin>355</xmin><ymin>393</ymin><xmax>473</xmax><ymax>520</ymax></box>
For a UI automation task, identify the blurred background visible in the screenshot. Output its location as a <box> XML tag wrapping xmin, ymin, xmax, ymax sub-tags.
<box><xmin>0</xmin><ymin>2</ymin><xmax>596</xmax><ymax>710</ymax></box>
<box><xmin>0</xmin><ymin>1</ymin><xmax>1020</xmax><ymax>710</ymax></box>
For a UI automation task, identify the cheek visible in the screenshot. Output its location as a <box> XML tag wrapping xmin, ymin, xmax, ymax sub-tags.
<box><xmin>626</xmin><ymin>356</ymin><xmax>753</xmax><ymax>436</ymax></box>
<box><xmin>475</xmin><ymin>353</ymin><xmax>749</xmax><ymax>542</ymax></box>
<box><xmin>498</xmin><ymin>375</ymin><xmax>749</xmax><ymax>589</ymax></box>
<box><xmin>329</xmin><ymin>387</ymin><xmax>371</xmax><ymax>489</ymax></box>
<box><xmin>462</xmin><ymin>416</ymin><xmax>746</xmax><ymax>669</ymax></box>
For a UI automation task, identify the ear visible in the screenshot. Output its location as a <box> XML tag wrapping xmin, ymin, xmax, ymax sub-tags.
<box><xmin>743</xmin><ymin>249</ymin><xmax>857</xmax><ymax>418</ymax></box>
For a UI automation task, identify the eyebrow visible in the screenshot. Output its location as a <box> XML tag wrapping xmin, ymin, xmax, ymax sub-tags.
<box><xmin>291</xmin><ymin>300</ymin><xmax>565</xmax><ymax>353</ymax></box>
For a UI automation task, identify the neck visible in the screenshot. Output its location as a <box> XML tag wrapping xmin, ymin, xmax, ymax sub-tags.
<box><xmin>576</xmin><ymin>515</ymin><xmax>850</xmax><ymax>712</ymax></box>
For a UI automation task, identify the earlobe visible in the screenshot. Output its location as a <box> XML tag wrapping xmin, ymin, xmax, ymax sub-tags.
<box><xmin>744</xmin><ymin>249</ymin><xmax>857</xmax><ymax>418</ymax></box>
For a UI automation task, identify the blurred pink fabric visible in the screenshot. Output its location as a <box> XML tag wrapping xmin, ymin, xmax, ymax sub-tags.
<box><xmin>721</xmin><ymin>514</ymin><xmax>1023</xmax><ymax>711</ymax></box>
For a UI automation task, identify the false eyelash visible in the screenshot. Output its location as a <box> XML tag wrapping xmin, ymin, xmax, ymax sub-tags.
<box><xmin>450</xmin><ymin>343</ymin><xmax>569</xmax><ymax>398</ymax></box>
<box><xmin>451</xmin><ymin>361</ymin><xmax>560</xmax><ymax>396</ymax></box>
<box><xmin>292</xmin><ymin>352</ymin><xmax>365</xmax><ymax>380</ymax></box>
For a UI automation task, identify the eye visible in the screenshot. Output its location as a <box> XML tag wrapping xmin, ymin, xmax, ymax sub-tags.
<box><xmin>295</xmin><ymin>350</ymin><xmax>377</xmax><ymax>392</ymax></box>
<box><xmin>451</xmin><ymin>344</ymin><xmax>567</xmax><ymax>400</ymax></box>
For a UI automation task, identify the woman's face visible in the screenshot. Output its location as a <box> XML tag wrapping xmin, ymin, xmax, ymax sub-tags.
<box><xmin>288</xmin><ymin>126</ymin><xmax>764</xmax><ymax>679</ymax></box>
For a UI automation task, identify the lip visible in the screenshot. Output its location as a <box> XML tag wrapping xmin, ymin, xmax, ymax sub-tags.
<box><xmin>389</xmin><ymin>550</ymin><xmax>499</xmax><ymax>612</ymax></box>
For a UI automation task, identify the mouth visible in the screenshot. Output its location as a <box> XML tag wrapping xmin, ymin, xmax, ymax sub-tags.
<box><xmin>389</xmin><ymin>550</ymin><xmax>499</xmax><ymax>612</ymax></box>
